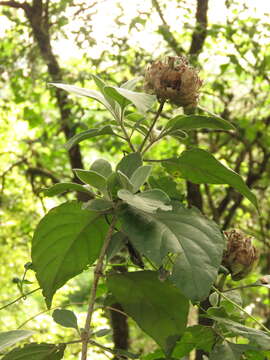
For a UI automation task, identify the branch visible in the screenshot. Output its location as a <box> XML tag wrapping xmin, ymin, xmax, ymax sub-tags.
<box><xmin>81</xmin><ymin>215</ymin><xmax>117</xmax><ymax>360</ymax></box>
<box><xmin>151</xmin><ymin>0</ymin><xmax>184</xmax><ymax>55</ymax></box>
<box><xmin>189</xmin><ymin>0</ymin><xmax>209</xmax><ymax>57</ymax></box>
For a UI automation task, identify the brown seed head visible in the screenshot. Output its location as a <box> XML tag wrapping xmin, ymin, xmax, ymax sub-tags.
<box><xmin>222</xmin><ymin>229</ymin><xmax>259</xmax><ymax>281</ymax></box>
<box><xmin>144</xmin><ymin>56</ymin><xmax>202</xmax><ymax>108</ymax></box>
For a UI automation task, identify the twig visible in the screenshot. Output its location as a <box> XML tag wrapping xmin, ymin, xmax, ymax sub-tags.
<box><xmin>0</xmin><ymin>288</ymin><xmax>41</xmax><ymax>311</ymax></box>
<box><xmin>139</xmin><ymin>101</ymin><xmax>165</xmax><ymax>153</ymax></box>
<box><xmin>213</xmin><ymin>286</ymin><xmax>270</xmax><ymax>334</ymax></box>
<box><xmin>81</xmin><ymin>215</ymin><xmax>117</xmax><ymax>360</ymax></box>
<box><xmin>119</xmin><ymin>110</ymin><xmax>136</xmax><ymax>152</ymax></box>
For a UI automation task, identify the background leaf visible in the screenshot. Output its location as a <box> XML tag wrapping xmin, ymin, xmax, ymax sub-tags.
<box><xmin>43</xmin><ymin>183</ymin><xmax>93</xmax><ymax>197</ymax></box>
<box><xmin>2</xmin><ymin>343</ymin><xmax>66</xmax><ymax>360</ymax></box>
<box><xmin>116</xmin><ymin>153</ymin><xmax>142</xmax><ymax>178</ymax></box>
<box><xmin>107</xmin><ymin>271</ymin><xmax>189</xmax><ymax>356</ymax></box>
<box><xmin>163</xmin><ymin>148</ymin><xmax>258</xmax><ymax>209</ymax></box>
<box><xmin>165</xmin><ymin>115</ymin><xmax>235</xmax><ymax>132</ymax></box>
<box><xmin>0</xmin><ymin>330</ymin><xmax>34</xmax><ymax>352</ymax></box>
<box><xmin>31</xmin><ymin>201</ymin><xmax>108</xmax><ymax>307</ymax></box>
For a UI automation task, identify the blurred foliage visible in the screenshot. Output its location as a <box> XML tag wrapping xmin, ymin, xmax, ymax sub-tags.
<box><xmin>0</xmin><ymin>0</ymin><xmax>270</xmax><ymax>359</ymax></box>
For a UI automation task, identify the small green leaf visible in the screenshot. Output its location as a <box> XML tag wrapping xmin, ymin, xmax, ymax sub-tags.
<box><xmin>43</xmin><ymin>183</ymin><xmax>94</xmax><ymax>197</ymax></box>
<box><xmin>106</xmin><ymin>231</ymin><xmax>126</xmax><ymax>261</ymax></box>
<box><xmin>165</xmin><ymin>115</ymin><xmax>235</xmax><ymax>132</ymax></box>
<box><xmin>118</xmin><ymin>189</ymin><xmax>172</xmax><ymax>213</ymax></box>
<box><xmin>163</xmin><ymin>148</ymin><xmax>258</xmax><ymax>209</ymax></box>
<box><xmin>117</xmin><ymin>171</ymin><xmax>134</xmax><ymax>192</ymax></box>
<box><xmin>209</xmin><ymin>342</ymin><xmax>256</xmax><ymax>360</ymax></box>
<box><xmin>32</xmin><ymin>201</ymin><xmax>108</xmax><ymax>307</ymax></box>
<box><xmin>130</xmin><ymin>165</ymin><xmax>152</xmax><ymax>192</ymax></box>
<box><xmin>107</xmin><ymin>172</ymin><xmax>122</xmax><ymax>199</ymax></box>
<box><xmin>121</xmin><ymin>77</ymin><xmax>143</xmax><ymax>90</ymax></box>
<box><xmin>0</xmin><ymin>330</ymin><xmax>34</xmax><ymax>352</ymax></box>
<box><xmin>104</xmin><ymin>86</ymin><xmax>156</xmax><ymax>114</ymax></box>
<box><xmin>2</xmin><ymin>343</ymin><xmax>66</xmax><ymax>360</ymax></box>
<box><xmin>148</xmin><ymin>176</ymin><xmax>183</xmax><ymax>201</ymax></box>
<box><xmin>52</xmin><ymin>309</ymin><xmax>78</xmax><ymax>330</ymax></box>
<box><xmin>107</xmin><ymin>271</ymin><xmax>189</xmax><ymax>356</ymax></box>
<box><xmin>83</xmin><ymin>199</ymin><xmax>113</xmax><ymax>212</ymax></box>
<box><xmin>116</xmin><ymin>153</ymin><xmax>142</xmax><ymax>178</ymax></box>
<box><xmin>65</xmin><ymin>125</ymin><xmax>114</xmax><ymax>150</ymax></box>
<box><xmin>74</xmin><ymin>169</ymin><xmax>107</xmax><ymax>192</ymax></box>
<box><xmin>90</xmin><ymin>159</ymin><xmax>112</xmax><ymax>178</ymax></box>
<box><xmin>93</xmin><ymin>328</ymin><xmax>112</xmax><ymax>337</ymax></box>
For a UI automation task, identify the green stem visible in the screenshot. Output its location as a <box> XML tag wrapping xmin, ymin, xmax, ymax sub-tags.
<box><xmin>119</xmin><ymin>110</ymin><xmax>136</xmax><ymax>152</ymax></box>
<box><xmin>81</xmin><ymin>215</ymin><xmax>117</xmax><ymax>360</ymax></box>
<box><xmin>212</xmin><ymin>286</ymin><xmax>270</xmax><ymax>334</ymax></box>
<box><xmin>0</xmin><ymin>287</ymin><xmax>41</xmax><ymax>311</ymax></box>
<box><xmin>139</xmin><ymin>101</ymin><xmax>165</xmax><ymax>153</ymax></box>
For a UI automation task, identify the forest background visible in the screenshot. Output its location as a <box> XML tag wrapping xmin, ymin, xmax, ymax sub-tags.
<box><xmin>0</xmin><ymin>0</ymin><xmax>270</xmax><ymax>359</ymax></box>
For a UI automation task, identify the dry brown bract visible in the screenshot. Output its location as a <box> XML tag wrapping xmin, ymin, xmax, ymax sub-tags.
<box><xmin>222</xmin><ymin>229</ymin><xmax>259</xmax><ymax>281</ymax></box>
<box><xmin>144</xmin><ymin>56</ymin><xmax>202</xmax><ymax>108</ymax></box>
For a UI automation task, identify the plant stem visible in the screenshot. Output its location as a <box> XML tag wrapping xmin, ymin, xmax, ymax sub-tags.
<box><xmin>81</xmin><ymin>215</ymin><xmax>117</xmax><ymax>360</ymax></box>
<box><xmin>0</xmin><ymin>287</ymin><xmax>40</xmax><ymax>311</ymax></box>
<box><xmin>212</xmin><ymin>286</ymin><xmax>270</xmax><ymax>334</ymax></box>
<box><xmin>119</xmin><ymin>110</ymin><xmax>136</xmax><ymax>152</ymax></box>
<box><xmin>139</xmin><ymin>101</ymin><xmax>165</xmax><ymax>153</ymax></box>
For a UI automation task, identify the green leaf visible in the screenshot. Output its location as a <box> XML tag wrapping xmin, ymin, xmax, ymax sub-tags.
<box><xmin>117</xmin><ymin>171</ymin><xmax>134</xmax><ymax>192</ymax></box>
<box><xmin>118</xmin><ymin>189</ymin><xmax>172</xmax><ymax>213</ymax></box>
<box><xmin>209</xmin><ymin>342</ymin><xmax>256</xmax><ymax>360</ymax></box>
<box><xmin>93</xmin><ymin>328</ymin><xmax>112</xmax><ymax>337</ymax></box>
<box><xmin>2</xmin><ymin>343</ymin><xmax>66</xmax><ymax>360</ymax></box>
<box><xmin>107</xmin><ymin>172</ymin><xmax>122</xmax><ymax>199</ymax></box>
<box><xmin>104</xmin><ymin>86</ymin><xmax>156</xmax><ymax>114</ymax></box>
<box><xmin>121</xmin><ymin>77</ymin><xmax>143</xmax><ymax>90</ymax></box>
<box><xmin>83</xmin><ymin>199</ymin><xmax>113</xmax><ymax>212</ymax></box>
<box><xmin>74</xmin><ymin>169</ymin><xmax>107</xmax><ymax>192</ymax></box>
<box><xmin>43</xmin><ymin>183</ymin><xmax>94</xmax><ymax>197</ymax></box>
<box><xmin>148</xmin><ymin>176</ymin><xmax>183</xmax><ymax>201</ymax></box>
<box><xmin>172</xmin><ymin>325</ymin><xmax>215</xmax><ymax>358</ymax></box>
<box><xmin>130</xmin><ymin>165</ymin><xmax>152</xmax><ymax>192</ymax></box>
<box><xmin>119</xmin><ymin>203</ymin><xmax>224</xmax><ymax>301</ymax></box>
<box><xmin>52</xmin><ymin>309</ymin><xmax>78</xmax><ymax>330</ymax></box>
<box><xmin>163</xmin><ymin>148</ymin><xmax>258</xmax><ymax>209</ymax></box>
<box><xmin>207</xmin><ymin>315</ymin><xmax>270</xmax><ymax>350</ymax></box>
<box><xmin>114</xmin><ymin>349</ymin><xmax>139</xmax><ymax>359</ymax></box>
<box><xmin>50</xmin><ymin>83</ymin><xmax>113</xmax><ymax>114</ymax></box>
<box><xmin>90</xmin><ymin>159</ymin><xmax>112</xmax><ymax>178</ymax></box>
<box><xmin>107</xmin><ymin>271</ymin><xmax>189</xmax><ymax>355</ymax></box>
<box><xmin>165</xmin><ymin>115</ymin><xmax>235</xmax><ymax>132</ymax></box>
<box><xmin>116</xmin><ymin>153</ymin><xmax>142</xmax><ymax>178</ymax></box>
<box><xmin>0</xmin><ymin>330</ymin><xmax>34</xmax><ymax>352</ymax></box>
<box><xmin>31</xmin><ymin>201</ymin><xmax>108</xmax><ymax>307</ymax></box>
<box><xmin>106</xmin><ymin>231</ymin><xmax>126</xmax><ymax>261</ymax></box>
<box><xmin>65</xmin><ymin>125</ymin><xmax>114</xmax><ymax>151</ymax></box>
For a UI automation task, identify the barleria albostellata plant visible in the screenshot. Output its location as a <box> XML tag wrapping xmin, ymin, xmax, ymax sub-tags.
<box><xmin>1</xmin><ymin>56</ymin><xmax>270</xmax><ymax>360</ymax></box>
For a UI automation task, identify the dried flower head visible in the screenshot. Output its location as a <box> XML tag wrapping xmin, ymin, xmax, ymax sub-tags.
<box><xmin>144</xmin><ymin>56</ymin><xmax>202</xmax><ymax>108</ymax></box>
<box><xmin>222</xmin><ymin>230</ymin><xmax>259</xmax><ymax>281</ymax></box>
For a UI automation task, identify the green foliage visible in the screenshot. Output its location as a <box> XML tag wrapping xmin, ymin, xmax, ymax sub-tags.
<box><xmin>52</xmin><ymin>309</ymin><xmax>79</xmax><ymax>331</ymax></box>
<box><xmin>2</xmin><ymin>343</ymin><xmax>66</xmax><ymax>360</ymax></box>
<box><xmin>0</xmin><ymin>331</ymin><xmax>34</xmax><ymax>352</ymax></box>
<box><xmin>107</xmin><ymin>271</ymin><xmax>189</xmax><ymax>355</ymax></box>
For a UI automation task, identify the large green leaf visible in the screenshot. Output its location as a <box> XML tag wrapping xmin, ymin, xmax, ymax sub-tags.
<box><xmin>43</xmin><ymin>183</ymin><xmax>94</xmax><ymax>197</ymax></box>
<box><xmin>2</xmin><ymin>343</ymin><xmax>65</xmax><ymax>360</ymax></box>
<box><xmin>0</xmin><ymin>330</ymin><xmax>34</xmax><ymax>352</ymax></box>
<box><xmin>163</xmin><ymin>148</ymin><xmax>258</xmax><ymax>209</ymax></box>
<box><xmin>31</xmin><ymin>201</ymin><xmax>108</xmax><ymax>307</ymax></box>
<box><xmin>65</xmin><ymin>125</ymin><xmax>114</xmax><ymax>151</ymax></box>
<box><xmin>118</xmin><ymin>189</ymin><xmax>172</xmax><ymax>213</ymax></box>
<box><xmin>107</xmin><ymin>271</ymin><xmax>189</xmax><ymax>355</ymax></box>
<box><xmin>104</xmin><ymin>86</ymin><xmax>156</xmax><ymax>114</ymax></box>
<box><xmin>90</xmin><ymin>159</ymin><xmax>113</xmax><ymax>178</ymax></box>
<box><xmin>119</xmin><ymin>203</ymin><xmax>224</xmax><ymax>301</ymax></box>
<box><xmin>165</xmin><ymin>115</ymin><xmax>235</xmax><ymax>132</ymax></box>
